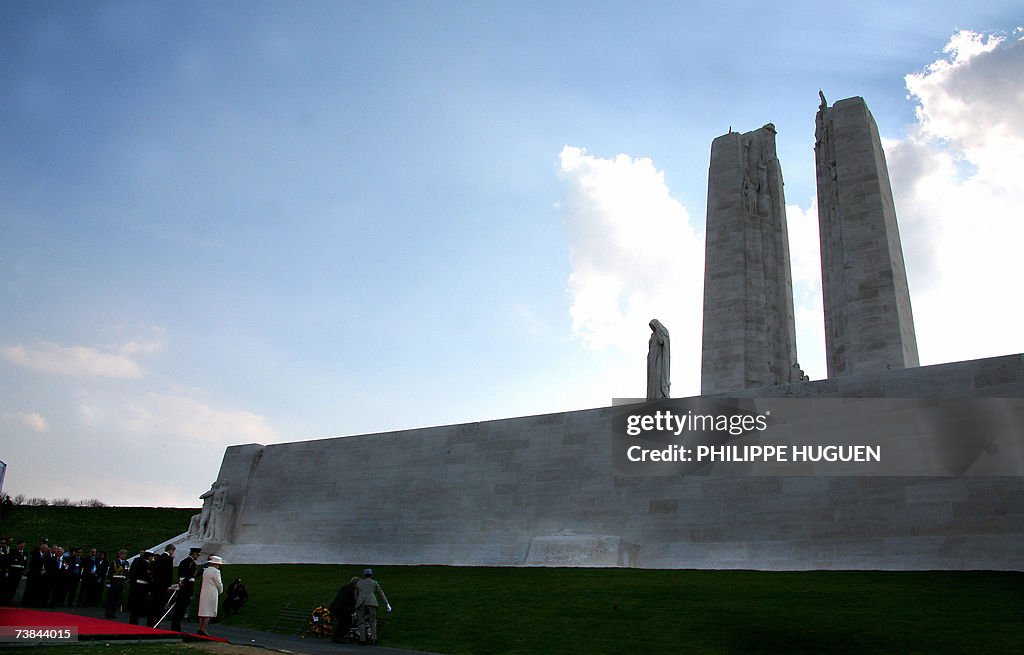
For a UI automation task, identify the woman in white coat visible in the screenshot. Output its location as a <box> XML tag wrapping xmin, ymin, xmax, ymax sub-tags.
<box><xmin>197</xmin><ymin>555</ymin><xmax>224</xmax><ymax>636</ymax></box>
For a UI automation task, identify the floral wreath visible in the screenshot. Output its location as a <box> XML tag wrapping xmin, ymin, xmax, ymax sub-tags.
<box><xmin>309</xmin><ymin>606</ymin><xmax>335</xmax><ymax>638</ymax></box>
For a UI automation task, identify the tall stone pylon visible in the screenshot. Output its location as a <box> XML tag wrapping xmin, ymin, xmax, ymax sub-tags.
<box><xmin>701</xmin><ymin>123</ymin><xmax>801</xmax><ymax>394</ymax></box>
<box><xmin>814</xmin><ymin>95</ymin><xmax>919</xmax><ymax>377</ymax></box>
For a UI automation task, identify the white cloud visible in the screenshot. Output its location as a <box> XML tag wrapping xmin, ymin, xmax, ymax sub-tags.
<box><xmin>905</xmin><ymin>29</ymin><xmax>1024</xmax><ymax>192</ymax></box>
<box><xmin>117</xmin><ymin>335</ymin><xmax>166</xmax><ymax>357</ymax></box>
<box><xmin>785</xmin><ymin>200</ymin><xmax>826</xmax><ymax>381</ymax></box>
<box><xmin>79</xmin><ymin>390</ymin><xmax>277</xmax><ymax>447</ymax></box>
<box><xmin>886</xmin><ymin>29</ymin><xmax>1024</xmax><ymax>364</ymax></box>
<box><xmin>3</xmin><ymin>436</ymin><xmax>211</xmax><ymax>508</ymax></box>
<box><xmin>2</xmin><ymin>411</ymin><xmax>50</xmax><ymax>433</ymax></box>
<box><xmin>1</xmin><ymin>340</ymin><xmax>151</xmax><ymax>379</ymax></box>
<box><xmin>3</xmin><ymin>386</ymin><xmax>275</xmax><ymax>507</ymax></box>
<box><xmin>558</xmin><ymin>146</ymin><xmax>705</xmax><ymax>396</ymax></box>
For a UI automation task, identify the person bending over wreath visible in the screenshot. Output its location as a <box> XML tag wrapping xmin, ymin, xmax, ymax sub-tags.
<box><xmin>355</xmin><ymin>568</ymin><xmax>391</xmax><ymax>644</ymax></box>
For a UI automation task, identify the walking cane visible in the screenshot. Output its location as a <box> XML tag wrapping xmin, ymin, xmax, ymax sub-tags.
<box><xmin>154</xmin><ymin>587</ymin><xmax>178</xmax><ymax>628</ymax></box>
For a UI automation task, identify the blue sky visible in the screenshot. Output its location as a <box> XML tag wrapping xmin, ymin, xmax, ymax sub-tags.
<box><xmin>2</xmin><ymin>2</ymin><xmax>1022</xmax><ymax>506</ymax></box>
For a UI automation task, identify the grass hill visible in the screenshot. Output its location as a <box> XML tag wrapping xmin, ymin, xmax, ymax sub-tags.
<box><xmin>222</xmin><ymin>564</ymin><xmax>1023</xmax><ymax>654</ymax></box>
<box><xmin>5</xmin><ymin>506</ymin><xmax>1022</xmax><ymax>654</ymax></box>
<box><xmin>1</xmin><ymin>504</ymin><xmax>196</xmax><ymax>554</ymax></box>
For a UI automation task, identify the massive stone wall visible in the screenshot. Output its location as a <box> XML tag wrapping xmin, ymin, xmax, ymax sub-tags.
<box><xmin>701</xmin><ymin>124</ymin><xmax>800</xmax><ymax>394</ymax></box>
<box><xmin>192</xmin><ymin>354</ymin><xmax>1024</xmax><ymax>571</ymax></box>
<box><xmin>814</xmin><ymin>96</ymin><xmax>919</xmax><ymax>377</ymax></box>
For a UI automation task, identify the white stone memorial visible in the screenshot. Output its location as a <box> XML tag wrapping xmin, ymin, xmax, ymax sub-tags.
<box><xmin>155</xmin><ymin>96</ymin><xmax>1024</xmax><ymax>572</ymax></box>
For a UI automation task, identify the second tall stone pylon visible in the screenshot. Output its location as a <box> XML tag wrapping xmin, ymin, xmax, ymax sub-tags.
<box><xmin>815</xmin><ymin>95</ymin><xmax>919</xmax><ymax>377</ymax></box>
<box><xmin>701</xmin><ymin>123</ymin><xmax>801</xmax><ymax>394</ymax></box>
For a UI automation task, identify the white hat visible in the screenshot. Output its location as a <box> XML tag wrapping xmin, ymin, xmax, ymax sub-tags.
<box><xmin>208</xmin><ymin>555</ymin><xmax>224</xmax><ymax>565</ymax></box>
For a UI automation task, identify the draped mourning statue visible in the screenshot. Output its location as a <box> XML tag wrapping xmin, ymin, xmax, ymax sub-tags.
<box><xmin>646</xmin><ymin>319</ymin><xmax>670</xmax><ymax>401</ymax></box>
<box><xmin>191</xmin><ymin>481</ymin><xmax>232</xmax><ymax>541</ymax></box>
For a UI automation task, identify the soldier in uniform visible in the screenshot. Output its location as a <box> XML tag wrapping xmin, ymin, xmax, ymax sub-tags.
<box><xmin>105</xmin><ymin>550</ymin><xmax>129</xmax><ymax>618</ymax></box>
<box><xmin>170</xmin><ymin>547</ymin><xmax>201</xmax><ymax>632</ymax></box>
<box><xmin>127</xmin><ymin>550</ymin><xmax>154</xmax><ymax>625</ymax></box>
<box><xmin>148</xmin><ymin>545</ymin><xmax>176</xmax><ymax>627</ymax></box>
<box><xmin>0</xmin><ymin>538</ymin><xmax>9</xmax><ymax>604</ymax></box>
<box><xmin>2</xmin><ymin>541</ymin><xmax>27</xmax><ymax>604</ymax></box>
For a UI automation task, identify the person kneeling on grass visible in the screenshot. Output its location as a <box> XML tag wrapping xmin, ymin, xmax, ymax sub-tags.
<box><xmin>224</xmin><ymin>577</ymin><xmax>248</xmax><ymax>615</ymax></box>
<box><xmin>355</xmin><ymin>568</ymin><xmax>391</xmax><ymax>645</ymax></box>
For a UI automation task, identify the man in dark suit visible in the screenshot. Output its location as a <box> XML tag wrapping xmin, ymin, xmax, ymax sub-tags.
<box><xmin>87</xmin><ymin>550</ymin><xmax>109</xmax><ymax>606</ymax></box>
<box><xmin>330</xmin><ymin>576</ymin><xmax>360</xmax><ymax>642</ymax></box>
<box><xmin>170</xmin><ymin>547</ymin><xmax>201</xmax><ymax>632</ymax></box>
<box><xmin>77</xmin><ymin>548</ymin><xmax>96</xmax><ymax>606</ymax></box>
<box><xmin>148</xmin><ymin>545</ymin><xmax>176</xmax><ymax>626</ymax></box>
<box><xmin>48</xmin><ymin>546</ymin><xmax>68</xmax><ymax>607</ymax></box>
<box><xmin>24</xmin><ymin>542</ymin><xmax>51</xmax><ymax>607</ymax></box>
<box><xmin>64</xmin><ymin>547</ymin><xmax>83</xmax><ymax>606</ymax></box>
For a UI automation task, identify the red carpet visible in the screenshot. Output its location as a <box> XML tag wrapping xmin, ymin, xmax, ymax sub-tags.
<box><xmin>0</xmin><ymin>608</ymin><xmax>228</xmax><ymax>642</ymax></box>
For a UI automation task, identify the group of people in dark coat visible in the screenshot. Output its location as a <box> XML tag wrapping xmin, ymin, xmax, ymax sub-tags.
<box><xmin>0</xmin><ymin>538</ymin><xmax>29</xmax><ymax>604</ymax></box>
<box><xmin>2</xmin><ymin>537</ymin><xmax>211</xmax><ymax>633</ymax></box>
<box><xmin>124</xmin><ymin>544</ymin><xmax>174</xmax><ymax>625</ymax></box>
<box><xmin>1</xmin><ymin>538</ymin><xmax>111</xmax><ymax>609</ymax></box>
<box><xmin>122</xmin><ymin>544</ymin><xmax>206</xmax><ymax>629</ymax></box>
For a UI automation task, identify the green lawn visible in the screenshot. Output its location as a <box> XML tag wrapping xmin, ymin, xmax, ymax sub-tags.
<box><xmin>5</xmin><ymin>507</ymin><xmax>1023</xmax><ymax>654</ymax></box>
<box><xmin>0</xmin><ymin>505</ymin><xmax>196</xmax><ymax>555</ymax></box>
<box><xmin>216</xmin><ymin>564</ymin><xmax>1024</xmax><ymax>654</ymax></box>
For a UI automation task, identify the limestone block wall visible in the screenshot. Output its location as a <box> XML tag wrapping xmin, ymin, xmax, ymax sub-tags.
<box><xmin>208</xmin><ymin>355</ymin><xmax>1024</xmax><ymax>570</ymax></box>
